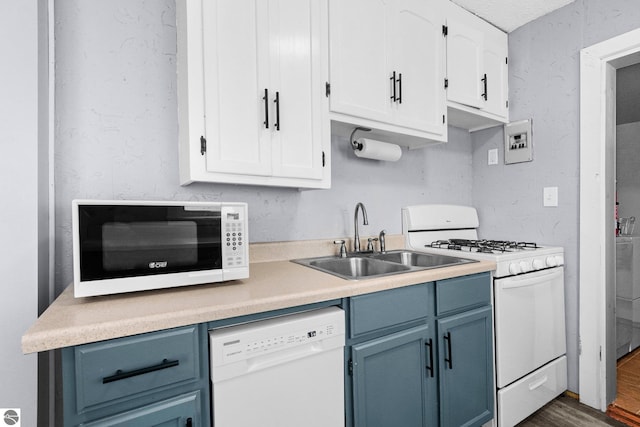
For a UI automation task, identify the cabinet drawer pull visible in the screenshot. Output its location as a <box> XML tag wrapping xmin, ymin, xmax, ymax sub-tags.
<box><xmin>390</xmin><ymin>71</ymin><xmax>397</xmax><ymax>102</ymax></box>
<box><xmin>274</xmin><ymin>91</ymin><xmax>280</xmax><ymax>131</ymax></box>
<box><xmin>443</xmin><ymin>332</ymin><xmax>453</xmax><ymax>369</ymax></box>
<box><xmin>425</xmin><ymin>338</ymin><xmax>434</xmax><ymax>377</ymax></box>
<box><xmin>263</xmin><ymin>88</ymin><xmax>269</xmax><ymax>129</ymax></box>
<box><xmin>481</xmin><ymin>73</ymin><xmax>488</xmax><ymax>101</ymax></box>
<box><xmin>102</xmin><ymin>358</ymin><xmax>180</xmax><ymax>384</ymax></box>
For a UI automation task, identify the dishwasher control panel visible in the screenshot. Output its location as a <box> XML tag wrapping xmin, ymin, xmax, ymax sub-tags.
<box><xmin>210</xmin><ymin>307</ymin><xmax>345</xmax><ymax>366</ymax></box>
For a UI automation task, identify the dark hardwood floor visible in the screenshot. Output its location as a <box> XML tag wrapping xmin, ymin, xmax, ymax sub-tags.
<box><xmin>519</xmin><ymin>394</ymin><xmax>627</xmax><ymax>426</ymax></box>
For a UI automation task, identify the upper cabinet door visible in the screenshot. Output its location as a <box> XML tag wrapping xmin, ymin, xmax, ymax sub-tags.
<box><xmin>178</xmin><ymin>0</ymin><xmax>330</xmax><ymax>188</ymax></box>
<box><xmin>445</xmin><ymin>2</ymin><xmax>484</xmax><ymax>109</ymax></box>
<box><xmin>481</xmin><ymin>23</ymin><xmax>508</xmax><ymax>118</ymax></box>
<box><xmin>391</xmin><ymin>0</ymin><xmax>446</xmax><ymax>135</ymax></box>
<box><xmin>202</xmin><ymin>0</ymin><xmax>272</xmax><ymax>176</ymax></box>
<box><xmin>269</xmin><ymin>0</ymin><xmax>328</xmax><ymax>180</ymax></box>
<box><xmin>328</xmin><ymin>0</ymin><xmax>394</xmax><ymax>123</ymax></box>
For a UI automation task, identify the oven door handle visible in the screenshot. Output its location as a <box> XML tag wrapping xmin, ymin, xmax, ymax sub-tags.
<box><xmin>499</xmin><ymin>267</ymin><xmax>563</xmax><ymax>289</ymax></box>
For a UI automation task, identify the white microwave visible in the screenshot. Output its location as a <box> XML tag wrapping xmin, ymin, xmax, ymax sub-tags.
<box><xmin>72</xmin><ymin>200</ymin><xmax>249</xmax><ymax>298</ymax></box>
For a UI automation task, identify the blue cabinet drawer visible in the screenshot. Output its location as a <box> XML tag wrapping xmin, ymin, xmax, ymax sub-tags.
<box><xmin>74</xmin><ymin>326</ymin><xmax>200</xmax><ymax>412</ymax></box>
<box><xmin>349</xmin><ymin>283</ymin><xmax>433</xmax><ymax>339</ymax></box>
<box><xmin>436</xmin><ymin>272</ymin><xmax>491</xmax><ymax>316</ymax></box>
<box><xmin>81</xmin><ymin>391</ymin><xmax>201</xmax><ymax>427</ymax></box>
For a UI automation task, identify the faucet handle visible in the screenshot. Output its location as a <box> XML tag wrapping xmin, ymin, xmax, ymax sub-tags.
<box><xmin>379</xmin><ymin>229</ymin><xmax>387</xmax><ymax>252</ymax></box>
<box><xmin>333</xmin><ymin>240</ymin><xmax>347</xmax><ymax>258</ymax></box>
<box><xmin>367</xmin><ymin>237</ymin><xmax>379</xmax><ymax>252</ymax></box>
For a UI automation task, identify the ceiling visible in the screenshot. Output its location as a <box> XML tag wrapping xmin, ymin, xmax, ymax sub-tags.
<box><xmin>451</xmin><ymin>0</ymin><xmax>576</xmax><ymax>33</ymax></box>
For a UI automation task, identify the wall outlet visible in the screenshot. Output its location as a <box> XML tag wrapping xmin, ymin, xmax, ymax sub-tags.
<box><xmin>488</xmin><ymin>149</ymin><xmax>498</xmax><ymax>165</ymax></box>
<box><xmin>544</xmin><ymin>187</ymin><xmax>559</xmax><ymax>207</ymax></box>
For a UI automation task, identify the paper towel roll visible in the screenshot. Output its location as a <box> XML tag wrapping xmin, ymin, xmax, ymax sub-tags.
<box><xmin>353</xmin><ymin>138</ymin><xmax>402</xmax><ymax>161</ymax></box>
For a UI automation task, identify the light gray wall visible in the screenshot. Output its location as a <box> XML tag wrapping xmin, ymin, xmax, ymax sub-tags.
<box><xmin>617</xmin><ymin>63</ymin><xmax>640</xmax><ymax>125</ymax></box>
<box><xmin>471</xmin><ymin>0</ymin><xmax>640</xmax><ymax>393</ymax></box>
<box><xmin>54</xmin><ymin>0</ymin><xmax>474</xmax><ymax>294</ymax></box>
<box><xmin>0</xmin><ymin>1</ymin><xmax>41</xmax><ymax>425</ymax></box>
<box><xmin>617</xmin><ymin>122</ymin><xmax>640</xmax><ymax>223</ymax></box>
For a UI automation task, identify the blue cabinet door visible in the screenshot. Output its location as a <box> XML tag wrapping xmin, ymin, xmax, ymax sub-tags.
<box><xmin>437</xmin><ymin>306</ymin><xmax>493</xmax><ymax>427</ymax></box>
<box><xmin>351</xmin><ymin>324</ymin><xmax>438</xmax><ymax>427</ymax></box>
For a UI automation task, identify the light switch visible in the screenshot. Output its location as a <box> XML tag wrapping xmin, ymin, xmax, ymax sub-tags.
<box><xmin>543</xmin><ymin>187</ymin><xmax>558</xmax><ymax>207</ymax></box>
<box><xmin>488</xmin><ymin>149</ymin><xmax>498</xmax><ymax>165</ymax></box>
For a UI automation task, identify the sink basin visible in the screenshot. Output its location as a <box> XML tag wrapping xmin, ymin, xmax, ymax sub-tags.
<box><xmin>303</xmin><ymin>256</ymin><xmax>411</xmax><ymax>280</ymax></box>
<box><xmin>371</xmin><ymin>250</ymin><xmax>474</xmax><ymax>269</ymax></box>
<box><xmin>293</xmin><ymin>250</ymin><xmax>476</xmax><ymax>280</ymax></box>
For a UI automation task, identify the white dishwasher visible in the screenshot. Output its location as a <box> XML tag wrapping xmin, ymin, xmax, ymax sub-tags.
<box><xmin>209</xmin><ymin>306</ymin><xmax>345</xmax><ymax>427</ymax></box>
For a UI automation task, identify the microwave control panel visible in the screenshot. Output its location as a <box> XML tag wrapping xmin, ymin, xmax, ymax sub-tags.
<box><xmin>222</xmin><ymin>205</ymin><xmax>248</xmax><ymax>268</ymax></box>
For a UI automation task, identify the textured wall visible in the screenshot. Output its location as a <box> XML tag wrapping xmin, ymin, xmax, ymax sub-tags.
<box><xmin>471</xmin><ymin>0</ymin><xmax>640</xmax><ymax>393</ymax></box>
<box><xmin>54</xmin><ymin>0</ymin><xmax>474</xmax><ymax>294</ymax></box>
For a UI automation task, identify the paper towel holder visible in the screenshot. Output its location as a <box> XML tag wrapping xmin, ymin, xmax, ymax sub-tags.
<box><xmin>349</xmin><ymin>127</ymin><xmax>372</xmax><ymax>151</ymax></box>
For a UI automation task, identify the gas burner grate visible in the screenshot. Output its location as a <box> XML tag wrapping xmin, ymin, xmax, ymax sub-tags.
<box><xmin>427</xmin><ymin>239</ymin><xmax>539</xmax><ymax>253</ymax></box>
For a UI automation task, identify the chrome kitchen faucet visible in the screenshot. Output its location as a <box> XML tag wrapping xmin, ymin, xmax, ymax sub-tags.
<box><xmin>353</xmin><ymin>202</ymin><xmax>368</xmax><ymax>252</ymax></box>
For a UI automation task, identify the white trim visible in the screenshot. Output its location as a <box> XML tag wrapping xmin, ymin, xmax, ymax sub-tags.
<box><xmin>579</xmin><ymin>28</ymin><xmax>640</xmax><ymax>411</ymax></box>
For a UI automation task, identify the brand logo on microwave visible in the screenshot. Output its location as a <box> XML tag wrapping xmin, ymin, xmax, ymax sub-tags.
<box><xmin>149</xmin><ymin>261</ymin><xmax>168</xmax><ymax>269</ymax></box>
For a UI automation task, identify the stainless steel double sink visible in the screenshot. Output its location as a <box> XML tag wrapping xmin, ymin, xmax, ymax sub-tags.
<box><xmin>292</xmin><ymin>250</ymin><xmax>476</xmax><ymax>280</ymax></box>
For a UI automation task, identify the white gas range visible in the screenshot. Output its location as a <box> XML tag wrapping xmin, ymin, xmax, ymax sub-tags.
<box><xmin>402</xmin><ymin>204</ymin><xmax>568</xmax><ymax>427</ymax></box>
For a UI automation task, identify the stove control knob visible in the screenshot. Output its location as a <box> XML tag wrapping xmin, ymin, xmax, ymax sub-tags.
<box><xmin>519</xmin><ymin>261</ymin><xmax>531</xmax><ymax>273</ymax></box>
<box><xmin>509</xmin><ymin>263</ymin><xmax>521</xmax><ymax>275</ymax></box>
<box><xmin>546</xmin><ymin>256</ymin><xmax>557</xmax><ymax>267</ymax></box>
<box><xmin>532</xmin><ymin>259</ymin><xmax>545</xmax><ymax>270</ymax></box>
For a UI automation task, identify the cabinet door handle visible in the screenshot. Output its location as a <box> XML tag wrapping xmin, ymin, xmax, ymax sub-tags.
<box><xmin>186</xmin><ymin>417</ymin><xmax>193</xmax><ymax>427</ymax></box>
<box><xmin>397</xmin><ymin>73</ymin><xmax>402</xmax><ymax>104</ymax></box>
<box><xmin>425</xmin><ymin>338</ymin><xmax>434</xmax><ymax>377</ymax></box>
<box><xmin>102</xmin><ymin>358</ymin><xmax>180</xmax><ymax>384</ymax></box>
<box><xmin>390</xmin><ymin>71</ymin><xmax>397</xmax><ymax>102</ymax></box>
<box><xmin>263</xmin><ymin>88</ymin><xmax>269</xmax><ymax>129</ymax></box>
<box><xmin>443</xmin><ymin>332</ymin><xmax>453</xmax><ymax>369</ymax></box>
<box><xmin>274</xmin><ymin>91</ymin><xmax>280</xmax><ymax>131</ymax></box>
<box><xmin>481</xmin><ymin>73</ymin><xmax>488</xmax><ymax>101</ymax></box>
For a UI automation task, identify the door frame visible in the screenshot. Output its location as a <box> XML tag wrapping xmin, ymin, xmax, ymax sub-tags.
<box><xmin>579</xmin><ymin>28</ymin><xmax>640</xmax><ymax>410</ymax></box>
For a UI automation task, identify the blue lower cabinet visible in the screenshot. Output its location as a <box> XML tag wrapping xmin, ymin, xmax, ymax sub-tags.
<box><xmin>62</xmin><ymin>325</ymin><xmax>210</xmax><ymax>427</ymax></box>
<box><xmin>351</xmin><ymin>324</ymin><xmax>438</xmax><ymax>427</ymax></box>
<box><xmin>346</xmin><ymin>274</ymin><xmax>494</xmax><ymax>427</ymax></box>
<box><xmin>437</xmin><ymin>306</ymin><xmax>494</xmax><ymax>427</ymax></box>
<box><xmin>81</xmin><ymin>391</ymin><xmax>200</xmax><ymax>427</ymax></box>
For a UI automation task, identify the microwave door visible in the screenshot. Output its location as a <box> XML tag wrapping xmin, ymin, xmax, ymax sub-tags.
<box><xmin>78</xmin><ymin>204</ymin><xmax>222</xmax><ymax>282</ymax></box>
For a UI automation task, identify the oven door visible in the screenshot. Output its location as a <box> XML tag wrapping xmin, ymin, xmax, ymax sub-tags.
<box><xmin>494</xmin><ymin>267</ymin><xmax>566</xmax><ymax>388</ymax></box>
<box><xmin>76</xmin><ymin>203</ymin><xmax>222</xmax><ymax>283</ymax></box>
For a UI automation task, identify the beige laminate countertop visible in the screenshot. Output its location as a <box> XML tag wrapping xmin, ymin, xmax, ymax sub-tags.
<box><xmin>22</xmin><ymin>237</ymin><xmax>495</xmax><ymax>354</ymax></box>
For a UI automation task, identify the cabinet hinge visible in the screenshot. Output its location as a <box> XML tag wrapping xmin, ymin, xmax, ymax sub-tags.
<box><xmin>348</xmin><ymin>359</ymin><xmax>353</xmax><ymax>376</ymax></box>
<box><xmin>506</xmin><ymin>57</ymin><xmax>508</xmax><ymax>64</ymax></box>
<box><xmin>442</xmin><ymin>25</ymin><xmax>448</xmax><ymax>36</ymax></box>
<box><xmin>442</xmin><ymin>114</ymin><xmax>446</xmax><ymax>124</ymax></box>
<box><xmin>506</xmin><ymin>100</ymin><xmax>509</xmax><ymax>108</ymax></box>
<box><xmin>325</xmin><ymin>82</ymin><xmax>331</xmax><ymax>97</ymax></box>
<box><xmin>322</xmin><ymin>151</ymin><xmax>326</xmax><ymax>167</ymax></box>
<box><xmin>444</xmin><ymin>78</ymin><xmax>448</xmax><ymax>89</ymax></box>
<box><xmin>200</xmin><ymin>136</ymin><xmax>206</xmax><ymax>155</ymax></box>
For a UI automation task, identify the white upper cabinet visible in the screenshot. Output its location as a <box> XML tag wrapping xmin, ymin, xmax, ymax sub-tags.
<box><xmin>177</xmin><ymin>0</ymin><xmax>330</xmax><ymax>189</ymax></box>
<box><xmin>445</xmin><ymin>1</ymin><xmax>509</xmax><ymax>131</ymax></box>
<box><xmin>328</xmin><ymin>0</ymin><xmax>447</xmax><ymax>148</ymax></box>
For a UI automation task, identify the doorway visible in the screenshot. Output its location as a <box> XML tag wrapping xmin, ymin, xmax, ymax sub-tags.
<box><xmin>579</xmin><ymin>28</ymin><xmax>640</xmax><ymax>411</ymax></box>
